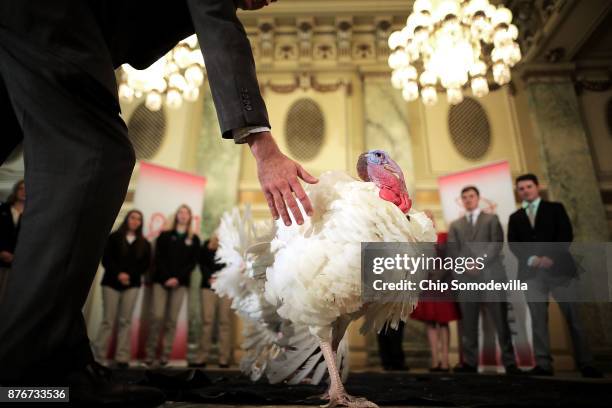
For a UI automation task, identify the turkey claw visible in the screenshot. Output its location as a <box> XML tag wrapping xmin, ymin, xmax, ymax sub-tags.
<box><xmin>321</xmin><ymin>393</ymin><xmax>379</xmax><ymax>408</ymax></box>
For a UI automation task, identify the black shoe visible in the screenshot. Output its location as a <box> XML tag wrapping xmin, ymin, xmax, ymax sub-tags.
<box><xmin>580</xmin><ymin>365</ymin><xmax>604</xmax><ymax>378</ymax></box>
<box><xmin>453</xmin><ymin>364</ymin><xmax>478</xmax><ymax>373</ymax></box>
<box><xmin>114</xmin><ymin>362</ymin><xmax>129</xmax><ymax>370</ymax></box>
<box><xmin>64</xmin><ymin>361</ymin><xmax>165</xmax><ymax>406</ymax></box>
<box><xmin>218</xmin><ymin>363</ymin><xmax>230</xmax><ymax>369</ymax></box>
<box><xmin>505</xmin><ymin>365</ymin><xmax>524</xmax><ymax>375</ymax></box>
<box><xmin>188</xmin><ymin>362</ymin><xmax>207</xmax><ymax>368</ymax></box>
<box><xmin>159</xmin><ymin>359</ymin><xmax>168</xmax><ymax>367</ymax></box>
<box><xmin>525</xmin><ymin>366</ymin><xmax>554</xmax><ymax>376</ymax></box>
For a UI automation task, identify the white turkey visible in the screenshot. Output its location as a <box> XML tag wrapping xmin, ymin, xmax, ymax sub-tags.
<box><xmin>212</xmin><ymin>206</ymin><xmax>349</xmax><ymax>386</ymax></box>
<box><xmin>263</xmin><ymin>150</ymin><xmax>437</xmax><ymax>407</ymax></box>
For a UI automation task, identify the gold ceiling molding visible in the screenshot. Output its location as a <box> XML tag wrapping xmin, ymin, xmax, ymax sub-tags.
<box><xmin>260</xmin><ymin>73</ymin><xmax>352</xmax><ymax>95</ymax></box>
<box><xmin>238</xmin><ymin>0</ymin><xmax>415</xmax><ymax>18</ymax></box>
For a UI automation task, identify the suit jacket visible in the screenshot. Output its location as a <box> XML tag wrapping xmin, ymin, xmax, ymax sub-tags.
<box><xmin>507</xmin><ymin>200</ymin><xmax>575</xmax><ymax>280</ymax></box>
<box><xmin>447</xmin><ymin>212</ymin><xmax>506</xmax><ymax>281</ymax></box>
<box><xmin>0</xmin><ymin>0</ymin><xmax>269</xmax><ymax>139</ymax></box>
<box><xmin>0</xmin><ymin>202</ymin><xmax>20</xmax><ymax>268</ymax></box>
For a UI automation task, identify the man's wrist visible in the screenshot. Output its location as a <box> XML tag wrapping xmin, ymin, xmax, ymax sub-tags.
<box><xmin>247</xmin><ymin>131</ymin><xmax>280</xmax><ymax>160</ymax></box>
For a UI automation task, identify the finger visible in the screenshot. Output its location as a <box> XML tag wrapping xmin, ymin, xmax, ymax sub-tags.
<box><xmin>297</xmin><ymin>164</ymin><xmax>318</xmax><ymax>184</ymax></box>
<box><xmin>272</xmin><ymin>188</ymin><xmax>291</xmax><ymax>226</ymax></box>
<box><xmin>289</xmin><ymin>177</ymin><xmax>313</xmax><ymax>217</ymax></box>
<box><xmin>280</xmin><ymin>181</ymin><xmax>304</xmax><ymax>225</ymax></box>
<box><xmin>265</xmin><ymin>191</ymin><xmax>279</xmax><ymax>220</ymax></box>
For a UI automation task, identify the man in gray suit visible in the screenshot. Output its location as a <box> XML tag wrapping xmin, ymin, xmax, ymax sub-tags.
<box><xmin>448</xmin><ymin>186</ymin><xmax>520</xmax><ymax>374</ymax></box>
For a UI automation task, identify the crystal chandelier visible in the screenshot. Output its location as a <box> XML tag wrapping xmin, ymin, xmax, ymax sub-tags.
<box><xmin>118</xmin><ymin>35</ymin><xmax>206</xmax><ymax>111</ymax></box>
<box><xmin>388</xmin><ymin>0</ymin><xmax>521</xmax><ymax>105</ymax></box>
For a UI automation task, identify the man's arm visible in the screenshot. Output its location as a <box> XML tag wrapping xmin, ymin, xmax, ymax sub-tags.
<box><xmin>186</xmin><ymin>0</ymin><xmax>317</xmax><ymax>225</ymax></box>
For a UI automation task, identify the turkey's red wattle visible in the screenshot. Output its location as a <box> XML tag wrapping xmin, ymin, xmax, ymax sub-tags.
<box><xmin>379</xmin><ymin>187</ymin><xmax>412</xmax><ymax>214</ymax></box>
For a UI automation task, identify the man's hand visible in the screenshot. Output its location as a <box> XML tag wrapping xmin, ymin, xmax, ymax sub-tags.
<box><xmin>236</xmin><ymin>0</ymin><xmax>277</xmax><ymax>11</ymax></box>
<box><xmin>118</xmin><ymin>272</ymin><xmax>131</xmax><ymax>286</ymax></box>
<box><xmin>0</xmin><ymin>251</ymin><xmax>13</xmax><ymax>264</ymax></box>
<box><xmin>247</xmin><ymin>131</ymin><xmax>318</xmax><ymax>226</ymax></box>
<box><xmin>538</xmin><ymin>256</ymin><xmax>554</xmax><ymax>269</ymax></box>
<box><xmin>164</xmin><ymin>277</ymin><xmax>179</xmax><ymax>288</ymax></box>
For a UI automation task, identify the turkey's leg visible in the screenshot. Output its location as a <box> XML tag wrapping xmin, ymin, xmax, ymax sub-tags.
<box><xmin>319</xmin><ymin>340</ymin><xmax>378</xmax><ymax>408</ymax></box>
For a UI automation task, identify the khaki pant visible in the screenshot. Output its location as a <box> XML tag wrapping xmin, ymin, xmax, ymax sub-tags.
<box><xmin>195</xmin><ymin>288</ymin><xmax>232</xmax><ymax>365</ymax></box>
<box><xmin>94</xmin><ymin>286</ymin><xmax>139</xmax><ymax>363</ymax></box>
<box><xmin>146</xmin><ymin>283</ymin><xmax>187</xmax><ymax>361</ymax></box>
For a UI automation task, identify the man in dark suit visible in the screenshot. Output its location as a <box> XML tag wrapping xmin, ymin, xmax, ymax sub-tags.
<box><xmin>448</xmin><ymin>186</ymin><xmax>520</xmax><ymax>375</ymax></box>
<box><xmin>508</xmin><ymin>174</ymin><xmax>601</xmax><ymax>378</ymax></box>
<box><xmin>0</xmin><ymin>0</ymin><xmax>317</xmax><ymax>404</ymax></box>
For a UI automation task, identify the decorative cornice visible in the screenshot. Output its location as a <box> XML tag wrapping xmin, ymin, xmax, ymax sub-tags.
<box><xmin>260</xmin><ymin>73</ymin><xmax>352</xmax><ymax>95</ymax></box>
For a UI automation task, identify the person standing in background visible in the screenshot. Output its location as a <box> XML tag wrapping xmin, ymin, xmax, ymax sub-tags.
<box><xmin>191</xmin><ymin>233</ymin><xmax>232</xmax><ymax>368</ymax></box>
<box><xmin>94</xmin><ymin>210</ymin><xmax>151</xmax><ymax>369</ymax></box>
<box><xmin>411</xmin><ymin>211</ymin><xmax>461</xmax><ymax>373</ymax></box>
<box><xmin>508</xmin><ymin>174</ymin><xmax>601</xmax><ymax>378</ymax></box>
<box><xmin>146</xmin><ymin>205</ymin><xmax>200</xmax><ymax>367</ymax></box>
<box><xmin>0</xmin><ymin>179</ymin><xmax>25</xmax><ymax>302</ymax></box>
<box><xmin>449</xmin><ymin>186</ymin><xmax>520</xmax><ymax>375</ymax></box>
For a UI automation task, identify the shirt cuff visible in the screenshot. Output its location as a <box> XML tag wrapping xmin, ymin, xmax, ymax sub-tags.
<box><xmin>232</xmin><ymin>126</ymin><xmax>271</xmax><ymax>144</ymax></box>
<box><xmin>527</xmin><ymin>255</ymin><xmax>538</xmax><ymax>267</ymax></box>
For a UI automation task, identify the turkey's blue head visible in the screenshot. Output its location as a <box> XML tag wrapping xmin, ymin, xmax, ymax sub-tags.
<box><xmin>357</xmin><ymin>150</ymin><xmax>412</xmax><ymax>213</ymax></box>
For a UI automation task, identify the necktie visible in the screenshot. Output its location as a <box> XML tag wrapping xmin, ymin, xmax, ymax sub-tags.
<box><xmin>468</xmin><ymin>213</ymin><xmax>474</xmax><ymax>226</ymax></box>
<box><xmin>527</xmin><ymin>203</ymin><xmax>535</xmax><ymax>228</ymax></box>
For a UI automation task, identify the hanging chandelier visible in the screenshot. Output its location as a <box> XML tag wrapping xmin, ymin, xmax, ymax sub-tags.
<box><xmin>388</xmin><ymin>0</ymin><xmax>521</xmax><ymax>105</ymax></box>
<box><xmin>118</xmin><ymin>35</ymin><xmax>206</xmax><ymax>111</ymax></box>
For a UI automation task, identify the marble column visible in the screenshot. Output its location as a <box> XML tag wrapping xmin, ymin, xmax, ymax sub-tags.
<box><xmin>363</xmin><ymin>74</ymin><xmax>430</xmax><ymax>368</ymax></box>
<box><xmin>525</xmin><ymin>75</ymin><xmax>612</xmax><ymax>369</ymax></box>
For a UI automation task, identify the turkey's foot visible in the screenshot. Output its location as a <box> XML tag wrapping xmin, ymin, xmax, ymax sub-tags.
<box><xmin>321</xmin><ymin>390</ymin><xmax>379</xmax><ymax>408</ymax></box>
<box><xmin>306</xmin><ymin>389</ymin><xmax>330</xmax><ymax>401</ymax></box>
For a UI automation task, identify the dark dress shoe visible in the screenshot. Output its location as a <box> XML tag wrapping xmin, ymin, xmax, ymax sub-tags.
<box><xmin>505</xmin><ymin>365</ymin><xmax>524</xmax><ymax>375</ymax></box>
<box><xmin>580</xmin><ymin>365</ymin><xmax>603</xmax><ymax>378</ymax></box>
<box><xmin>188</xmin><ymin>362</ymin><xmax>207</xmax><ymax>368</ymax></box>
<box><xmin>64</xmin><ymin>361</ymin><xmax>165</xmax><ymax>406</ymax></box>
<box><xmin>453</xmin><ymin>364</ymin><xmax>478</xmax><ymax>373</ymax></box>
<box><xmin>114</xmin><ymin>362</ymin><xmax>129</xmax><ymax>370</ymax></box>
<box><xmin>525</xmin><ymin>366</ymin><xmax>554</xmax><ymax>376</ymax></box>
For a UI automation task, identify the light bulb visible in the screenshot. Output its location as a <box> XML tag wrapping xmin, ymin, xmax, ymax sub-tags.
<box><xmin>118</xmin><ymin>84</ymin><xmax>134</xmax><ymax>103</ymax></box>
<box><xmin>185</xmin><ymin>66</ymin><xmax>204</xmax><ymax>86</ymax></box>
<box><xmin>402</xmin><ymin>81</ymin><xmax>419</xmax><ymax>102</ymax></box>
<box><xmin>447</xmin><ymin>87</ymin><xmax>464</xmax><ymax>105</ymax></box>
<box><xmin>165</xmin><ymin>89</ymin><xmax>183</xmax><ymax>109</ymax></box>
<box><xmin>413</xmin><ymin>0</ymin><xmax>433</xmax><ymax>14</ymax></box>
<box><xmin>183</xmin><ymin>87</ymin><xmax>200</xmax><ymax>102</ymax></box>
<box><xmin>388</xmin><ymin>31</ymin><xmax>403</xmax><ymax>50</ymax></box>
<box><xmin>492</xmin><ymin>62</ymin><xmax>510</xmax><ymax>85</ymax></box>
<box><xmin>173</xmin><ymin>45</ymin><xmax>191</xmax><ymax>69</ymax></box>
<box><xmin>471</xmin><ymin>76</ymin><xmax>489</xmax><ymax>97</ymax></box>
<box><xmin>145</xmin><ymin>91</ymin><xmax>162</xmax><ymax>111</ymax></box>
<box><xmin>421</xmin><ymin>86</ymin><xmax>438</xmax><ymax>105</ymax></box>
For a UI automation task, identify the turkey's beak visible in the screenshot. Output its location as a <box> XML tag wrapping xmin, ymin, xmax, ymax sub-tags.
<box><xmin>383</xmin><ymin>164</ymin><xmax>400</xmax><ymax>180</ymax></box>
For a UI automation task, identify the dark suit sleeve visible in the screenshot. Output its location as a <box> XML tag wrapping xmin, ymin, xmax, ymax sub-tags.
<box><xmin>186</xmin><ymin>0</ymin><xmax>270</xmax><ymax>141</ymax></box>
<box><xmin>507</xmin><ymin>213</ymin><xmax>521</xmax><ymax>254</ymax></box>
<box><xmin>555</xmin><ymin>203</ymin><xmax>573</xmax><ymax>243</ymax></box>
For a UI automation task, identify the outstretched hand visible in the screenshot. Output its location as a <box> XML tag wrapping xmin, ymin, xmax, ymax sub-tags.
<box><xmin>247</xmin><ymin>132</ymin><xmax>318</xmax><ymax>226</ymax></box>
